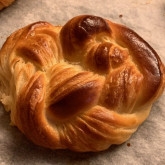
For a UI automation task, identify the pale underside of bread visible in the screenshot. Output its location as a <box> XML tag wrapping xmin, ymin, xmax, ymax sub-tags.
<box><xmin>0</xmin><ymin>15</ymin><xmax>164</xmax><ymax>152</ymax></box>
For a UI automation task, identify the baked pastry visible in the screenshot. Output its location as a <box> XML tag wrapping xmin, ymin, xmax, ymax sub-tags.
<box><xmin>0</xmin><ymin>15</ymin><xmax>164</xmax><ymax>152</ymax></box>
<box><xmin>0</xmin><ymin>0</ymin><xmax>14</xmax><ymax>10</ymax></box>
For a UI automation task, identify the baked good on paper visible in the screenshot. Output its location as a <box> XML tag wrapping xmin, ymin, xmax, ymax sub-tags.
<box><xmin>0</xmin><ymin>15</ymin><xmax>164</xmax><ymax>152</ymax></box>
<box><xmin>0</xmin><ymin>0</ymin><xmax>14</xmax><ymax>10</ymax></box>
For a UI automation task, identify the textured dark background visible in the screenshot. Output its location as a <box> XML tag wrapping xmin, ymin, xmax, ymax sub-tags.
<box><xmin>0</xmin><ymin>0</ymin><xmax>165</xmax><ymax>164</ymax></box>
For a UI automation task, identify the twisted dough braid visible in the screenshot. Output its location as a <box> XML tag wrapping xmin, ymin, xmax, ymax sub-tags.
<box><xmin>0</xmin><ymin>15</ymin><xmax>164</xmax><ymax>152</ymax></box>
<box><xmin>0</xmin><ymin>0</ymin><xmax>14</xmax><ymax>10</ymax></box>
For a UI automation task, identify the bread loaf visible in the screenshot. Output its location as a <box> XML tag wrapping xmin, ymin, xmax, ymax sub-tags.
<box><xmin>0</xmin><ymin>15</ymin><xmax>164</xmax><ymax>152</ymax></box>
<box><xmin>0</xmin><ymin>0</ymin><xmax>14</xmax><ymax>10</ymax></box>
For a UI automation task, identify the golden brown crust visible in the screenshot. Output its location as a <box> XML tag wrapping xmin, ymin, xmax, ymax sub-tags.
<box><xmin>107</xmin><ymin>21</ymin><xmax>165</xmax><ymax>105</ymax></box>
<box><xmin>0</xmin><ymin>15</ymin><xmax>165</xmax><ymax>152</ymax></box>
<box><xmin>0</xmin><ymin>0</ymin><xmax>14</xmax><ymax>10</ymax></box>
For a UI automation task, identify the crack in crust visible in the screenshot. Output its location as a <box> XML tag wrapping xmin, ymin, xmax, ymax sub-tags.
<box><xmin>0</xmin><ymin>15</ymin><xmax>165</xmax><ymax>152</ymax></box>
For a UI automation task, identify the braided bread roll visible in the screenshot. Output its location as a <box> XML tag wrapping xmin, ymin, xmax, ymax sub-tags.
<box><xmin>0</xmin><ymin>0</ymin><xmax>14</xmax><ymax>10</ymax></box>
<box><xmin>0</xmin><ymin>15</ymin><xmax>164</xmax><ymax>152</ymax></box>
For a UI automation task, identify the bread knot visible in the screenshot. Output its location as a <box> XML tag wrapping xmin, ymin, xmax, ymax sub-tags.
<box><xmin>0</xmin><ymin>15</ymin><xmax>164</xmax><ymax>152</ymax></box>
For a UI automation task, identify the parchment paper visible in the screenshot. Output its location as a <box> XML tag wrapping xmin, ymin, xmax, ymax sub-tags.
<box><xmin>0</xmin><ymin>0</ymin><xmax>165</xmax><ymax>164</ymax></box>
